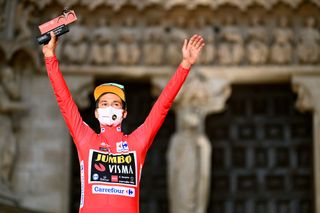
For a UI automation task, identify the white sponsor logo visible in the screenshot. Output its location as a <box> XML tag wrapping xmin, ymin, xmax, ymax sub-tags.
<box><xmin>92</xmin><ymin>173</ymin><xmax>99</xmax><ymax>180</ymax></box>
<box><xmin>80</xmin><ymin>161</ymin><xmax>85</xmax><ymax>208</ymax></box>
<box><xmin>92</xmin><ymin>185</ymin><xmax>135</xmax><ymax>197</ymax></box>
<box><xmin>116</xmin><ymin>141</ymin><xmax>129</xmax><ymax>152</ymax></box>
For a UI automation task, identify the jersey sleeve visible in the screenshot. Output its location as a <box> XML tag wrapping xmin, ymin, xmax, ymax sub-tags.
<box><xmin>131</xmin><ymin>65</ymin><xmax>190</xmax><ymax>153</ymax></box>
<box><xmin>45</xmin><ymin>55</ymin><xmax>93</xmax><ymax>145</ymax></box>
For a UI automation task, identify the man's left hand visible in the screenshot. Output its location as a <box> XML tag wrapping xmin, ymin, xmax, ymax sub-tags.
<box><xmin>181</xmin><ymin>34</ymin><xmax>205</xmax><ymax>69</ymax></box>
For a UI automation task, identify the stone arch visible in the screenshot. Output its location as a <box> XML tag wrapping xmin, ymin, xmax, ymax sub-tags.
<box><xmin>9</xmin><ymin>48</ymin><xmax>39</xmax><ymax>75</ymax></box>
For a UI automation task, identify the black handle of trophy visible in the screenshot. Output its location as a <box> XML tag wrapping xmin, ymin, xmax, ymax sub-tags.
<box><xmin>37</xmin><ymin>24</ymin><xmax>69</xmax><ymax>45</ymax></box>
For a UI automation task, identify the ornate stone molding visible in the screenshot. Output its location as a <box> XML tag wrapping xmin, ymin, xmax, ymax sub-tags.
<box><xmin>25</xmin><ymin>0</ymin><xmax>320</xmax><ymax>10</ymax></box>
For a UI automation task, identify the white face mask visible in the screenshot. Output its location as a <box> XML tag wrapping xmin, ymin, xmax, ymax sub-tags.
<box><xmin>97</xmin><ymin>107</ymin><xmax>124</xmax><ymax>127</ymax></box>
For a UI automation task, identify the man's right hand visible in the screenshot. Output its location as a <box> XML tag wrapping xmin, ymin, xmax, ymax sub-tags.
<box><xmin>42</xmin><ymin>31</ymin><xmax>57</xmax><ymax>57</ymax></box>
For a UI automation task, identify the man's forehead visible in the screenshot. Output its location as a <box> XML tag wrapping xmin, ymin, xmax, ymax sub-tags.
<box><xmin>98</xmin><ymin>93</ymin><xmax>122</xmax><ymax>102</ymax></box>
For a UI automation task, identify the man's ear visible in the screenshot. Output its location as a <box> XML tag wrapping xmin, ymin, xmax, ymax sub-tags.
<box><xmin>95</xmin><ymin>108</ymin><xmax>99</xmax><ymax>119</ymax></box>
<box><xmin>123</xmin><ymin>110</ymin><xmax>127</xmax><ymax>119</ymax></box>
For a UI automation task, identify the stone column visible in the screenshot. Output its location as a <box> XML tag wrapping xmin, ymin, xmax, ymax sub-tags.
<box><xmin>292</xmin><ymin>75</ymin><xmax>320</xmax><ymax>213</ymax></box>
<box><xmin>14</xmin><ymin>72</ymin><xmax>93</xmax><ymax>213</ymax></box>
<box><xmin>152</xmin><ymin>71</ymin><xmax>231</xmax><ymax>213</ymax></box>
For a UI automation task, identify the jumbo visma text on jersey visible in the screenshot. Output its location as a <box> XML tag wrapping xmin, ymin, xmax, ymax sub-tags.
<box><xmin>89</xmin><ymin>150</ymin><xmax>137</xmax><ymax>186</ymax></box>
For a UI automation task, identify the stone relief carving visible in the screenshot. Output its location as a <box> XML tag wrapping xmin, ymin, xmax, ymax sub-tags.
<box><xmin>0</xmin><ymin>66</ymin><xmax>25</xmax><ymax>191</ymax></box>
<box><xmin>215</xmin><ymin>0</ymin><xmax>243</xmax><ymax>9</ymax></box>
<box><xmin>167</xmin><ymin>17</ymin><xmax>188</xmax><ymax>66</ymax></box>
<box><xmin>292</xmin><ymin>79</ymin><xmax>313</xmax><ymax>112</ymax></box>
<box><xmin>89</xmin><ymin>18</ymin><xmax>114</xmax><ymax>65</ymax></box>
<box><xmin>23</xmin><ymin>0</ymin><xmax>310</xmax><ymax>10</ymax></box>
<box><xmin>80</xmin><ymin>0</ymin><xmax>99</xmax><ymax>10</ymax></box>
<box><xmin>51</xmin><ymin>11</ymin><xmax>318</xmax><ymax>66</ymax></box>
<box><xmin>63</xmin><ymin>16</ymin><xmax>89</xmax><ymax>64</ymax></box>
<box><xmin>15</xmin><ymin>1</ymin><xmax>35</xmax><ymax>41</ymax></box>
<box><xmin>196</xmin><ymin>16</ymin><xmax>216</xmax><ymax>65</ymax></box>
<box><xmin>270</xmin><ymin>16</ymin><xmax>294</xmax><ymax>64</ymax></box>
<box><xmin>8</xmin><ymin>0</ymin><xmax>318</xmax><ymax>66</ymax></box>
<box><xmin>279</xmin><ymin>0</ymin><xmax>302</xmax><ymax>8</ymax></box>
<box><xmin>116</xmin><ymin>17</ymin><xmax>141</xmax><ymax>65</ymax></box>
<box><xmin>165</xmin><ymin>0</ymin><xmax>188</xmax><ymax>8</ymax></box>
<box><xmin>9</xmin><ymin>0</ymin><xmax>320</xmax><ymax>67</ymax></box>
<box><xmin>250</xmin><ymin>0</ymin><xmax>276</xmax><ymax>9</ymax></box>
<box><xmin>292</xmin><ymin>76</ymin><xmax>320</xmax><ymax>114</ymax></box>
<box><xmin>246</xmin><ymin>16</ymin><xmax>269</xmax><ymax>65</ymax></box>
<box><xmin>143</xmin><ymin>20</ymin><xmax>164</xmax><ymax>65</ymax></box>
<box><xmin>27</xmin><ymin>0</ymin><xmax>51</xmax><ymax>9</ymax></box>
<box><xmin>56</xmin><ymin>0</ymin><xmax>78</xmax><ymax>8</ymax></box>
<box><xmin>218</xmin><ymin>16</ymin><xmax>244</xmax><ymax>65</ymax></box>
<box><xmin>297</xmin><ymin>16</ymin><xmax>320</xmax><ymax>64</ymax></box>
<box><xmin>106</xmin><ymin>0</ymin><xmax>127</xmax><ymax>11</ymax></box>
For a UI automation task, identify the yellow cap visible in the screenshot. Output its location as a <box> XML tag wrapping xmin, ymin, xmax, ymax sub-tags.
<box><xmin>94</xmin><ymin>83</ymin><xmax>126</xmax><ymax>103</ymax></box>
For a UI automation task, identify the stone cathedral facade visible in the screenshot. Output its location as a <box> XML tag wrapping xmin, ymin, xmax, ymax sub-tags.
<box><xmin>0</xmin><ymin>0</ymin><xmax>320</xmax><ymax>212</ymax></box>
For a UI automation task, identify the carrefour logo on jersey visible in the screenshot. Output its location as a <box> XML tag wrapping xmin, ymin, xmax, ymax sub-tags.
<box><xmin>116</xmin><ymin>141</ymin><xmax>129</xmax><ymax>153</ymax></box>
<box><xmin>89</xmin><ymin>150</ymin><xmax>137</xmax><ymax>186</ymax></box>
<box><xmin>92</xmin><ymin>185</ymin><xmax>135</xmax><ymax>197</ymax></box>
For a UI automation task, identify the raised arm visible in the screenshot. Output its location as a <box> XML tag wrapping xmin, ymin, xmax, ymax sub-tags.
<box><xmin>132</xmin><ymin>34</ymin><xmax>205</xmax><ymax>152</ymax></box>
<box><xmin>43</xmin><ymin>32</ymin><xmax>92</xmax><ymax>145</ymax></box>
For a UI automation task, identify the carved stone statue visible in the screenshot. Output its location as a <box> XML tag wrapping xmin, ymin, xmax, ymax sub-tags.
<box><xmin>167</xmin><ymin>16</ymin><xmax>188</xmax><ymax>65</ymax></box>
<box><xmin>249</xmin><ymin>0</ymin><xmax>274</xmax><ymax>9</ymax></box>
<box><xmin>106</xmin><ymin>0</ymin><xmax>127</xmax><ymax>10</ymax></box>
<box><xmin>297</xmin><ymin>16</ymin><xmax>320</xmax><ymax>64</ymax></box>
<box><xmin>56</xmin><ymin>0</ymin><xmax>78</xmax><ymax>7</ymax></box>
<box><xmin>246</xmin><ymin>16</ymin><xmax>269</xmax><ymax>65</ymax></box>
<box><xmin>27</xmin><ymin>0</ymin><xmax>51</xmax><ymax>9</ymax></box>
<box><xmin>218</xmin><ymin>16</ymin><xmax>244</xmax><ymax>65</ymax></box>
<box><xmin>270</xmin><ymin>16</ymin><xmax>294</xmax><ymax>64</ymax></box>
<box><xmin>281</xmin><ymin>0</ymin><xmax>302</xmax><ymax>8</ymax></box>
<box><xmin>116</xmin><ymin>17</ymin><xmax>141</xmax><ymax>65</ymax></box>
<box><xmin>81</xmin><ymin>0</ymin><xmax>110</xmax><ymax>10</ymax></box>
<box><xmin>89</xmin><ymin>18</ymin><xmax>114</xmax><ymax>65</ymax></box>
<box><xmin>0</xmin><ymin>66</ymin><xmax>25</xmax><ymax>191</ymax></box>
<box><xmin>166</xmin><ymin>0</ymin><xmax>188</xmax><ymax>8</ymax></box>
<box><xmin>166</xmin><ymin>71</ymin><xmax>232</xmax><ymax>213</ymax></box>
<box><xmin>196</xmin><ymin>16</ymin><xmax>215</xmax><ymax>65</ymax></box>
<box><xmin>15</xmin><ymin>2</ymin><xmax>35</xmax><ymax>41</ymax></box>
<box><xmin>143</xmin><ymin>20</ymin><xmax>164</xmax><ymax>65</ymax></box>
<box><xmin>63</xmin><ymin>16</ymin><xmax>89</xmax><ymax>64</ymax></box>
<box><xmin>168</xmin><ymin>111</ymin><xmax>211</xmax><ymax>213</ymax></box>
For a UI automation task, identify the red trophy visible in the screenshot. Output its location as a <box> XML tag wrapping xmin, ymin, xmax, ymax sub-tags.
<box><xmin>37</xmin><ymin>8</ymin><xmax>77</xmax><ymax>45</ymax></box>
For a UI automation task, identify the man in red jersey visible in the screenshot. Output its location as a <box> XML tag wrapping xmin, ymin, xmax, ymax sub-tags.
<box><xmin>42</xmin><ymin>31</ymin><xmax>204</xmax><ymax>213</ymax></box>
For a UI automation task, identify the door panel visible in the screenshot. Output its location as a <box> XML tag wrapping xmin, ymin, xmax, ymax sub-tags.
<box><xmin>205</xmin><ymin>84</ymin><xmax>314</xmax><ymax>213</ymax></box>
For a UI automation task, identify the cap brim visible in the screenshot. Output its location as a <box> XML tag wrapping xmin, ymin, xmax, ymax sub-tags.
<box><xmin>94</xmin><ymin>85</ymin><xmax>126</xmax><ymax>102</ymax></box>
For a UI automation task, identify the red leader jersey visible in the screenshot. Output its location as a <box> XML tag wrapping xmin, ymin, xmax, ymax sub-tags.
<box><xmin>45</xmin><ymin>56</ymin><xmax>190</xmax><ymax>213</ymax></box>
